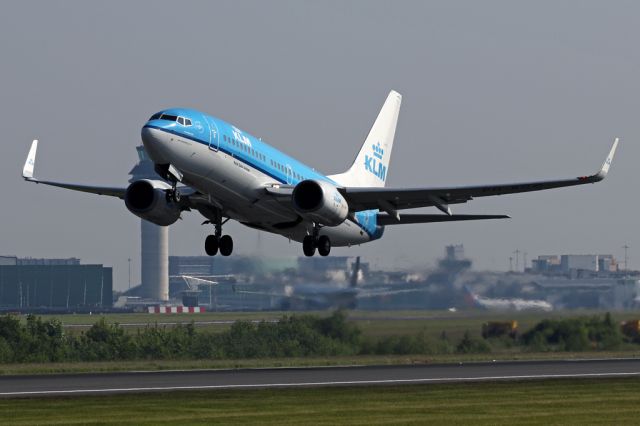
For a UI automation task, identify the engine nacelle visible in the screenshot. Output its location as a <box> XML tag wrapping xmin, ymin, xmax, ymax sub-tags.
<box><xmin>292</xmin><ymin>179</ymin><xmax>349</xmax><ymax>226</ymax></box>
<box><xmin>124</xmin><ymin>179</ymin><xmax>181</xmax><ymax>226</ymax></box>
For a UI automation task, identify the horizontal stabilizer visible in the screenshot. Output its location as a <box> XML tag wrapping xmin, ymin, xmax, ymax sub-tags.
<box><xmin>377</xmin><ymin>213</ymin><xmax>509</xmax><ymax>226</ymax></box>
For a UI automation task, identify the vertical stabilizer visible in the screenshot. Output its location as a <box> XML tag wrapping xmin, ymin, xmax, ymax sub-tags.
<box><xmin>329</xmin><ymin>91</ymin><xmax>402</xmax><ymax>187</ymax></box>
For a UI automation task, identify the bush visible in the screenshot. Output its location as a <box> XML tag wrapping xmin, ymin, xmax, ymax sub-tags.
<box><xmin>521</xmin><ymin>314</ymin><xmax>623</xmax><ymax>352</ymax></box>
<box><xmin>456</xmin><ymin>331</ymin><xmax>491</xmax><ymax>354</ymax></box>
<box><xmin>73</xmin><ymin>318</ymin><xmax>135</xmax><ymax>361</ymax></box>
<box><xmin>0</xmin><ymin>311</ymin><xmax>629</xmax><ymax>364</ymax></box>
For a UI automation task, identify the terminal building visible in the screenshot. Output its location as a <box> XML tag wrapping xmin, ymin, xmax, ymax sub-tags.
<box><xmin>531</xmin><ymin>254</ymin><xmax>619</xmax><ymax>276</ymax></box>
<box><xmin>0</xmin><ymin>257</ymin><xmax>112</xmax><ymax>311</ymax></box>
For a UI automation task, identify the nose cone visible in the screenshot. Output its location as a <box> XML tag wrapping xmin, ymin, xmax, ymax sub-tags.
<box><xmin>141</xmin><ymin>125</ymin><xmax>169</xmax><ymax>164</ymax></box>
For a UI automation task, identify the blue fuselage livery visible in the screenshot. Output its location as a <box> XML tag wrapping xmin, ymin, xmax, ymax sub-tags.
<box><xmin>22</xmin><ymin>90</ymin><xmax>617</xmax><ymax>258</ymax></box>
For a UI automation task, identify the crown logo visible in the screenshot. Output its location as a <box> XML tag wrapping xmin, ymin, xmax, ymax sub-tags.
<box><xmin>372</xmin><ymin>142</ymin><xmax>384</xmax><ymax>160</ymax></box>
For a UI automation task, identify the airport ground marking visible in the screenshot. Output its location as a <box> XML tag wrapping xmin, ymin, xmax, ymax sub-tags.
<box><xmin>1</xmin><ymin>371</ymin><xmax>640</xmax><ymax>397</ymax></box>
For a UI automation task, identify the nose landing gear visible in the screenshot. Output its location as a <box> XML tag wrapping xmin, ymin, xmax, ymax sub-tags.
<box><xmin>156</xmin><ymin>163</ymin><xmax>183</xmax><ymax>203</ymax></box>
<box><xmin>166</xmin><ymin>186</ymin><xmax>181</xmax><ymax>203</ymax></box>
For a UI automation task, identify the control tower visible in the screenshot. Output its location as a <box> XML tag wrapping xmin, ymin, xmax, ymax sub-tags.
<box><xmin>128</xmin><ymin>146</ymin><xmax>169</xmax><ymax>301</ymax></box>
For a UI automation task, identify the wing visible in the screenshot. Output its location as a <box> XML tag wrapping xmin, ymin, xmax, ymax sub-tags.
<box><xmin>340</xmin><ymin>138</ymin><xmax>619</xmax><ymax>215</ymax></box>
<box><xmin>377</xmin><ymin>213</ymin><xmax>509</xmax><ymax>226</ymax></box>
<box><xmin>22</xmin><ymin>140</ymin><xmax>127</xmax><ymax>199</ymax></box>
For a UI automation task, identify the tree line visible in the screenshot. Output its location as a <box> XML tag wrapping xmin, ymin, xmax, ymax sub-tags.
<box><xmin>0</xmin><ymin>311</ymin><xmax>630</xmax><ymax>364</ymax></box>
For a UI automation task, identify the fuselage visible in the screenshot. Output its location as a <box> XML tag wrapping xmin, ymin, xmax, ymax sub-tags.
<box><xmin>140</xmin><ymin>108</ymin><xmax>384</xmax><ymax>246</ymax></box>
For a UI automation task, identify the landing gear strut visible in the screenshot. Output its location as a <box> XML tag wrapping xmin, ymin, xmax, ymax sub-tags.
<box><xmin>166</xmin><ymin>185</ymin><xmax>181</xmax><ymax>203</ymax></box>
<box><xmin>204</xmin><ymin>214</ymin><xmax>233</xmax><ymax>256</ymax></box>
<box><xmin>158</xmin><ymin>163</ymin><xmax>182</xmax><ymax>203</ymax></box>
<box><xmin>302</xmin><ymin>225</ymin><xmax>331</xmax><ymax>257</ymax></box>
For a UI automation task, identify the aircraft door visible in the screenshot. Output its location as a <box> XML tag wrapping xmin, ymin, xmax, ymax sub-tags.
<box><xmin>206</xmin><ymin>117</ymin><xmax>220</xmax><ymax>151</ymax></box>
<box><xmin>286</xmin><ymin>164</ymin><xmax>293</xmax><ymax>185</ymax></box>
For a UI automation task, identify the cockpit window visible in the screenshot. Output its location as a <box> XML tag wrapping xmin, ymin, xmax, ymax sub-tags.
<box><xmin>160</xmin><ymin>114</ymin><xmax>178</xmax><ymax>122</ymax></box>
<box><xmin>150</xmin><ymin>113</ymin><xmax>191</xmax><ymax>126</ymax></box>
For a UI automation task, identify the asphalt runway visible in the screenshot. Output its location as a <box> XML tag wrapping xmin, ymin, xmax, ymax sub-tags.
<box><xmin>1</xmin><ymin>358</ymin><xmax>639</xmax><ymax>398</ymax></box>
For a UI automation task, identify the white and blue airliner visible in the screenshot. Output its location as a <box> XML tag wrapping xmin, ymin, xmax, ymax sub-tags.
<box><xmin>22</xmin><ymin>91</ymin><xmax>619</xmax><ymax>257</ymax></box>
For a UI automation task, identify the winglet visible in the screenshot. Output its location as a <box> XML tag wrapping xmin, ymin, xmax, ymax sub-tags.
<box><xmin>22</xmin><ymin>140</ymin><xmax>38</xmax><ymax>180</ymax></box>
<box><xmin>594</xmin><ymin>137</ymin><xmax>619</xmax><ymax>181</ymax></box>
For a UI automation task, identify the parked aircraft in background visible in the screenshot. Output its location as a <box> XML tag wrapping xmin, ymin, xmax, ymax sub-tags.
<box><xmin>464</xmin><ymin>286</ymin><xmax>553</xmax><ymax>312</ymax></box>
<box><xmin>22</xmin><ymin>91</ymin><xmax>618</xmax><ymax>257</ymax></box>
<box><xmin>235</xmin><ymin>257</ymin><xmax>422</xmax><ymax>310</ymax></box>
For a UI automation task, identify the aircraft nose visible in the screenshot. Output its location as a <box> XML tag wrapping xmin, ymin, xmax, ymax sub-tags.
<box><xmin>140</xmin><ymin>125</ymin><xmax>169</xmax><ymax>163</ymax></box>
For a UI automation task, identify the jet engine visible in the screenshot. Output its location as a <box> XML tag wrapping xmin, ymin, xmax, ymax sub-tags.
<box><xmin>292</xmin><ymin>179</ymin><xmax>349</xmax><ymax>226</ymax></box>
<box><xmin>124</xmin><ymin>179</ymin><xmax>181</xmax><ymax>226</ymax></box>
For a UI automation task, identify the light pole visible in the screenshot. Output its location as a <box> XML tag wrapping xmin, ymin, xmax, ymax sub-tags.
<box><xmin>513</xmin><ymin>249</ymin><xmax>521</xmax><ymax>272</ymax></box>
<box><xmin>128</xmin><ymin>258</ymin><xmax>131</xmax><ymax>290</ymax></box>
<box><xmin>623</xmin><ymin>245</ymin><xmax>630</xmax><ymax>272</ymax></box>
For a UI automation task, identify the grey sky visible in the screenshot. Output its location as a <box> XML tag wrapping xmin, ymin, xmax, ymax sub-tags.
<box><xmin>1</xmin><ymin>1</ymin><xmax>638</xmax><ymax>290</ymax></box>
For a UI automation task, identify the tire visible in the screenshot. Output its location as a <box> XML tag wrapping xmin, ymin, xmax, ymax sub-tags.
<box><xmin>219</xmin><ymin>235</ymin><xmax>233</xmax><ymax>256</ymax></box>
<box><xmin>302</xmin><ymin>235</ymin><xmax>316</xmax><ymax>257</ymax></box>
<box><xmin>173</xmin><ymin>189</ymin><xmax>181</xmax><ymax>203</ymax></box>
<box><xmin>205</xmin><ymin>235</ymin><xmax>218</xmax><ymax>256</ymax></box>
<box><xmin>317</xmin><ymin>235</ymin><xmax>331</xmax><ymax>256</ymax></box>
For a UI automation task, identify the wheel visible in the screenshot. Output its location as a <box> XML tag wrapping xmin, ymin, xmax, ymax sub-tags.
<box><xmin>166</xmin><ymin>188</ymin><xmax>181</xmax><ymax>203</ymax></box>
<box><xmin>205</xmin><ymin>235</ymin><xmax>218</xmax><ymax>256</ymax></box>
<box><xmin>302</xmin><ymin>235</ymin><xmax>316</xmax><ymax>257</ymax></box>
<box><xmin>317</xmin><ymin>235</ymin><xmax>331</xmax><ymax>256</ymax></box>
<box><xmin>219</xmin><ymin>235</ymin><xmax>233</xmax><ymax>256</ymax></box>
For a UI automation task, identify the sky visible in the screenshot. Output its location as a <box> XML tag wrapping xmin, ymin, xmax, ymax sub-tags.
<box><xmin>1</xmin><ymin>1</ymin><xmax>638</xmax><ymax>290</ymax></box>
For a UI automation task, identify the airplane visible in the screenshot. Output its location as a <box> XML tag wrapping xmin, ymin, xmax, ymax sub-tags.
<box><xmin>464</xmin><ymin>286</ymin><xmax>553</xmax><ymax>312</ymax></box>
<box><xmin>233</xmin><ymin>256</ymin><xmax>364</xmax><ymax>309</ymax></box>
<box><xmin>22</xmin><ymin>91</ymin><xmax>619</xmax><ymax>257</ymax></box>
<box><xmin>234</xmin><ymin>257</ymin><xmax>423</xmax><ymax>310</ymax></box>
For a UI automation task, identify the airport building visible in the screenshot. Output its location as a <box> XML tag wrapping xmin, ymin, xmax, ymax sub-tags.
<box><xmin>0</xmin><ymin>257</ymin><xmax>112</xmax><ymax>310</ymax></box>
<box><xmin>531</xmin><ymin>254</ymin><xmax>619</xmax><ymax>276</ymax></box>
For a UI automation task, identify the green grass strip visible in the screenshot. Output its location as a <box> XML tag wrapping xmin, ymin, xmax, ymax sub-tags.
<box><xmin>1</xmin><ymin>378</ymin><xmax>639</xmax><ymax>425</ymax></box>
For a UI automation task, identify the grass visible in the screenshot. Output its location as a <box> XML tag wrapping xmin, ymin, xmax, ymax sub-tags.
<box><xmin>37</xmin><ymin>309</ymin><xmax>640</xmax><ymax>339</ymax></box>
<box><xmin>1</xmin><ymin>378</ymin><xmax>639</xmax><ymax>425</ymax></box>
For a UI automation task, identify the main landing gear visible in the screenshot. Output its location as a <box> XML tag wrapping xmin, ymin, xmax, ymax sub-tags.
<box><xmin>302</xmin><ymin>226</ymin><xmax>331</xmax><ymax>257</ymax></box>
<box><xmin>205</xmin><ymin>216</ymin><xmax>233</xmax><ymax>256</ymax></box>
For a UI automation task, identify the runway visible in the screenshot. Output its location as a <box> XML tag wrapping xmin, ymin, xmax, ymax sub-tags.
<box><xmin>0</xmin><ymin>358</ymin><xmax>639</xmax><ymax>398</ymax></box>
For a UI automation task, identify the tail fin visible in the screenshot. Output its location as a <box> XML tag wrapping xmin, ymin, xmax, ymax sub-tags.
<box><xmin>329</xmin><ymin>91</ymin><xmax>402</xmax><ymax>188</ymax></box>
